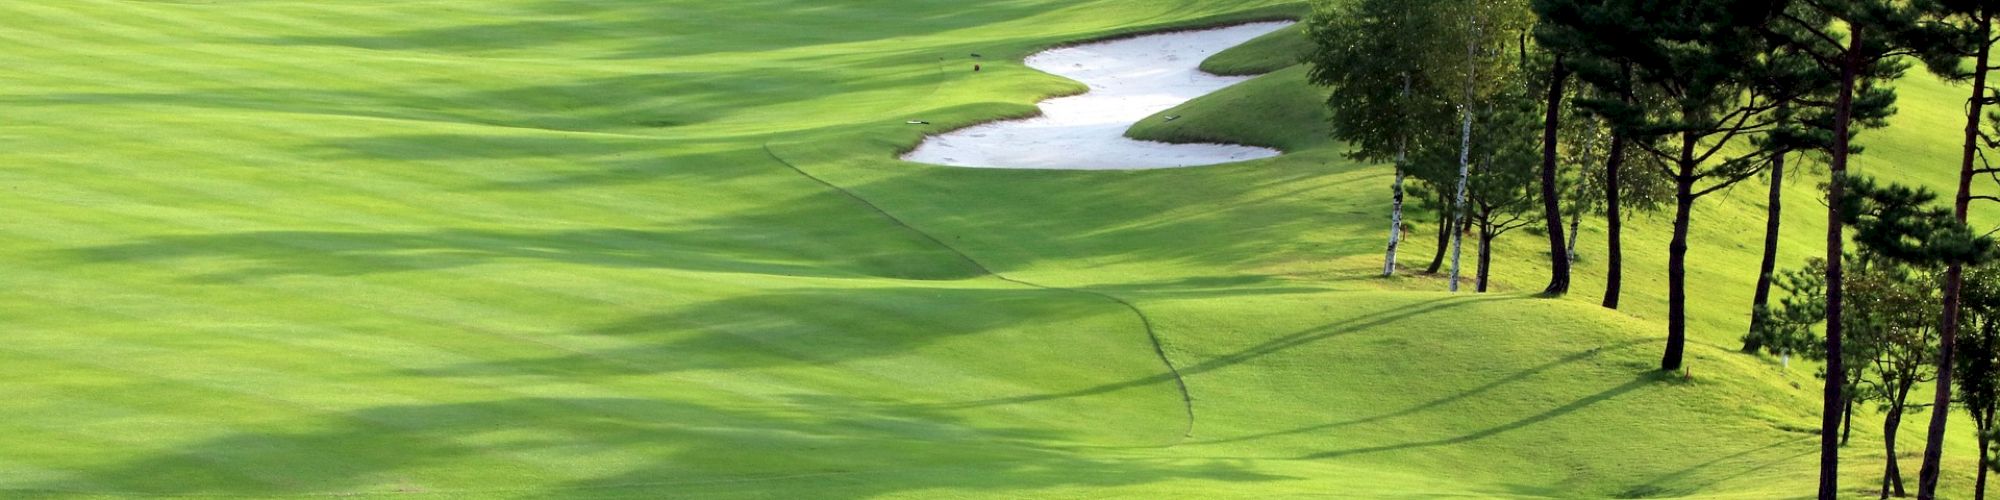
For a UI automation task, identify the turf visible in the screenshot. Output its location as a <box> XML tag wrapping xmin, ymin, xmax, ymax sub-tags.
<box><xmin>1199</xmin><ymin>23</ymin><xmax>1314</xmax><ymax>76</ymax></box>
<box><xmin>0</xmin><ymin>0</ymin><xmax>1986</xmax><ymax>498</ymax></box>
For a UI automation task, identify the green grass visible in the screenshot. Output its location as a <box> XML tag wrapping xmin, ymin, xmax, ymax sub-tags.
<box><xmin>1128</xmin><ymin>65</ymin><xmax>1332</xmax><ymax>151</ymax></box>
<box><xmin>0</xmin><ymin>0</ymin><xmax>1986</xmax><ymax>498</ymax></box>
<box><xmin>1199</xmin><ymin>23</ymin><xmax>1314</xmax><ymax>76</ymax></box>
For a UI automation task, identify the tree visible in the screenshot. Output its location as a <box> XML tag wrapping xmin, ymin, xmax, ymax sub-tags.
<box><xmin>1762</xmin><ymin>5</ymin><xmax>1942</xmax><ymax>494</ymax></box>
<box><xmin>1744</xmin><ymin>102</ymin><xmax>1825</xmax><ymax>353</ymax></box>
<box><xmin>1744</xmin><ymin>149</ymin><xmax>1795</xmax><ymax>353</ymax></box>
<box><xmin>1755</xmin><ymin>256</ymin><xmax>1943</xmax><ymax>499</ymax></box>
<box><xmin>1423</xmin><ymin>79</ymin><xmax>1543</xmax><ymax>292</ymax></box>
<box><xmin>1842</xmin><ymin>175</ymin><xmax>1999</xmax><ymax>497</ymax></box>
<box><xmin>1537</xmin><ymin>0</ymin><xmax>1811</xmax><ymax>372</ymax></box>
<box><xmin>1305</xmin><ymin>0</ymin><xmax>1459</xmax><ymax>278</ymax></box>
<box><xmin>1410</xmin><ymin>182</ymin><xmax>1465</xmax><ymax>274</ymax></box>
<box><xmin>1590</xmin><ymin>73</ymin><xmax>1677</xmax><ymax>310</ymax></box>
<box><xmin>1416</xmin><ymin>0</ymin><xmax>1535</xmax><ymax>293</ymax></box>
<box><xmin>1749</xmin><ymin>176</ymin><xmax>1991</xmax><ymax>497</ymax></box>
<box><xmin>1580</xmin><ymin>86</ymin><xmax>1675</xmax><ymax>310</ymax></box>
<box><xmin>1953</xmin><ymin>264</ymin><xmax>2000</xmax><ymax>500</ymax></box>
<box><xmin>1751</xmin><ymin>257</ymin><xmax>1870</xmax><ymax>445</ymax></box>
<box><xmin>1532</xmin><ymin>41</ymin><xmax>1575</xmax><ymax>295</ymax></box>
<box><xmin>1844</xmin><ymin>259</ymin><xmax>1942</xmax><ymax>499</ymax></box>
<box><xmin>1915</xmin><ymin>2</ymin><xmax>2000</xmax><ymax>495</ymax></box>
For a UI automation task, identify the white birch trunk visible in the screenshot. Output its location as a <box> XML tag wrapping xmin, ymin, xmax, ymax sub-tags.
<box><xmin>1385</xmin><ymin>169</ymin><xmax>1406</xmax><ymax>277</ymax></box>
<box><xmin>1448</xmin><ymin>16</ymin><xmax>1478</xmax><ymax>293</ymax></box>
<box><xmin>1383</xmin><ymin>73</ymin><xmax>1412</xmax><ymax>277</ymax></box>
<box><xmin>1565</xmin><ymin>213</ymin><xmax>1580</xmax><ymax>268</ymax></box>
<box><xmin>1449</xmin><ymin>110</ymin><xmax>1472</xmax><ymax>292</ymax></box>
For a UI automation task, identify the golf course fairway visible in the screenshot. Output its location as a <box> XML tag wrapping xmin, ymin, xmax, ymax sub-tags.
<box><xmin>0</xmin><ymin>0</ymin><xmax>1985</xmax><ymax>498</ymax></box>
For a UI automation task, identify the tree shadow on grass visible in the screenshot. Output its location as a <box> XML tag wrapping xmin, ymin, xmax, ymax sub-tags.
<box><xmin>241</xmin><ymin>0</ymin><xmax>1076</xmax><ymax>60</ymax></box>
<box><xmin>402</xmin><ymin>284</ymin><xmax>1127</xmax><ymax>377</ymax></box>
<box><xmin>1296</xmin><ymin>371</ymin><xmax>1663</xmax><ymax>460</ymax></box>
<box><xmin>1</xmin><ymin>63</ymin><xmax>946</xmax><ymax>137</ymax></box>
<box><xmin>59</xmin><ymin>167</ymin><xmax>998</xmax><ymax>283</ymax></box>
<box><xmin>64</xmin><ymin>226</ymin><xmax>980</xmax><ymax>282</ymax></box>
<box><xmin>399</xmin><ymin>275</ymin><xmax>1323</xmax><ymax>396</ymax></box>
<box><xmin>1187</xmin><ymin>338</ymin><xmax>1654</xmax><ymax>447</ymax></box>
<box><xmin>14</xmin><ymin>395</ymin><xmax>1287</xmax><ymax>498</ymax></box>
<box><xmin>917</xmin><ymin>295</ymin><xmax>1503</xmax><ymax>412</ymax></box>
<box><xmin>1608</xmin><ymin>436</ymin><xmax>1814</xmax><ymax>498</ymax></box>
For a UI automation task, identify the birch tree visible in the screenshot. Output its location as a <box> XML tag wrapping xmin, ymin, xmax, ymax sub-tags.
<box><xmin>1305</xmin><ymin>0</ymin><xmax>1459</xmax><ymax>278</ymax></box>
<box><xmin>1442</xmin><ymin>0</ymin><xmax>1533</xmax><ymax>292</ymax></box>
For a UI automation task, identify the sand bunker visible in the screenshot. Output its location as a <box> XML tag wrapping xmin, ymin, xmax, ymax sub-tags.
<box><xmin>903</xmin><ymin>21</ymin><xmax>1292</xmax><ymax>170</ymax></box>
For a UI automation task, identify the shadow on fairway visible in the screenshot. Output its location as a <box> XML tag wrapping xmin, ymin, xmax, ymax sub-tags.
<box><xmin>919</xmin><ymin>295</ymin><xmax>1502</xmax><ymax>412</ymax></box>
<box><xmin>0</xmin><ymin>63</ymin><xmax>948</xmax><ymax>137</ymax></box>
<box><xmin>243</xmin><ymin>0</ymin><xmax>1075</xmax><ymax>60</ymax></box>
<box><xmin>404</xmin><ymin>284</ymin><xmax>1129</xmax><ymax>376</ymax></box>
<box><xmin>14</xmin><ymin>395</ymin><xmax>1288</xmax><ymax>497</ymax></box>
<box><xmin>400</xmin><ymin>275</ymin><xmax>1317</xmax><ymax>379</ymax></box>
<box><xmin>61</xmin><ymin>141</ymin><xmax>1381</xmax><ymax>286</ymax></box>
<box><xmin>60</xmin><ymin>173</ymin><xmax>995</xmax><ymax>283</ymax></box>
<box><xmin>1614</xmin><ymin>436</ymin><xmax>1815</xmax><ymax>498</ymax></box>
<box><xmin>1297</xmin><ymin>371</ymin><xmax>1663</xmax><ymax>460</ymax></box>
<box><xmin>1186</xmin><ymin>337</ymin><xmax>1654</xmax><ymax>447</ymax></box>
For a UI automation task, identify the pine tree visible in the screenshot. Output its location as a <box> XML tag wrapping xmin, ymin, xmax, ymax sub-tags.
<box><xmin>1913</xmin><ymin>2</ymin><xmax>2000</xmax><ymax>495</ymax></box>
<box><xmin>1764</xmin><ymin>3</ymin><xmax>1951</xmax><ymax>494</ymax></box>
<box><xmin>1536</xmin><ymin>0</ymin><xmax>1810</xmax><ymax>372</ymax></box>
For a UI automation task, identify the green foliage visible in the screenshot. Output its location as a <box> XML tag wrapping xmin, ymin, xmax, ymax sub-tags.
<box><xmin>1841</xmin><ymin>175</ymin><xmax>2000</xmax><ymax>266</ymax></box>
<box><xmin>1456</xmin><ymin>80</ymin><xmax>1547</xmax><ymax>237</ymax></box>
<box><xmin>1303</xmin><ymin>0</ymin><xmax>1459</xmax><ymax>168</ymax></box>
<box><xmin>1750</xmin><ymin>258</ymin><xmax>1829</xmax><ymax>357</ymax></box>
<box><xmin>1752</xmin><ymin>256</ymin><xmax>1940</xmax><ymax>417</ymax></box>
<box><xmin>1958</xmin><ymin>265</ymin><xmax>2000</xmax><ymax>461</ymax></box>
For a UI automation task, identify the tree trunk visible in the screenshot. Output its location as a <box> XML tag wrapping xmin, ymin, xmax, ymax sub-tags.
<box><xmin>1662</xmin><ymin>133</ymin><xmax>1696</xmax><ymax>372</ymax></box>
<box><xmin>1427</xmin><ymin>210</ymin><xmax>1452</xmax><ymax>274</ymax></box>
<box><xmin>1885</xmin><ymin>389</ymin><xmax>1910</xmax><ymax>498</ymax></box>
<box><xmin>1917</xmin><ymin>18</ymin><xmax>1992</xmax><ymax>500</ymax></box>
<box><xmin>1450</xmin><ymin>108</ymin><xmax>1472</xmax><ymax>293</ymax></box>
<box><xmin>1566</xmin><ymin>211</ymin><xmax>1581</xmax><ymax>268</ymax></box>
<box><xmin>1603</xmin><ymin>132</ymin><xmax>1627</xmax><ymax>309</ymax></box>
<box><xmin>1745</xmin><ymin>152</ymin><xmax>1787</xmax><ymax>353</ymax></box>
<box><xmin>1477</xmin><ymin>222</ymin><xmax>1495</xmax><ymax>293</ymax></box>
<box><xmin>1820</xmin><ymin>28</ymin><xmax>1863</xmax><ymax>500</ymax></box>
<box><xmin>1845</xmin><ymin>394</ymin><xmax>1856</xmax><ymax>446</ymax></box>
<box><xmin>1979</xmin><ymin>438</ymin><xmax>1991</xmax><ymax>500</ymax></box>
<box><xmin>1385</xmin><ymin>167</ymin><xmax>1407</xmax><ymax>277</ymax></box>
<box><xmin>1539</xmin><ymin>57</ymin><xmax>1572</xmax><ymax>296</ymax></box>
<box><xmin>1384</xmin><ymin>74</ymin><xmax>1412</xmax><ymax>278</ymax></box>
<box><xmin>1449</xmin><ymin>16</ymin><xmax>1476</xmax><ymax>293</ymax></box>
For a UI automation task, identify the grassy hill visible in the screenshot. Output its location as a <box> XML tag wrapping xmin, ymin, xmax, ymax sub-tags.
<box><xmin>0</xmin><ymin>0</ymin><xmax>1985</xmax><ymax>498</ymax></box>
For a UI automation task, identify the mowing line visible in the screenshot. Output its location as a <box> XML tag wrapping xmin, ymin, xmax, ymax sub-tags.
<box><xmin>760</xmin><ymin>142</ymin><xmax>1196</xmax><ymax>444</ymax></box>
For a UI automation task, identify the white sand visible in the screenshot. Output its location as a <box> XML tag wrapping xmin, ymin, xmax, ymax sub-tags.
<box><xmin>903</xmin><ymin>21</ymin><xmax>1292</xmax><ymax>170</ymax></box>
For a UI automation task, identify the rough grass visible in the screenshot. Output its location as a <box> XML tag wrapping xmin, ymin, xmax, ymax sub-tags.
<box><xmin>0</xmin><ymin>0</ymin><xmax>1984</xmax><ymax>498</ymax></box>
